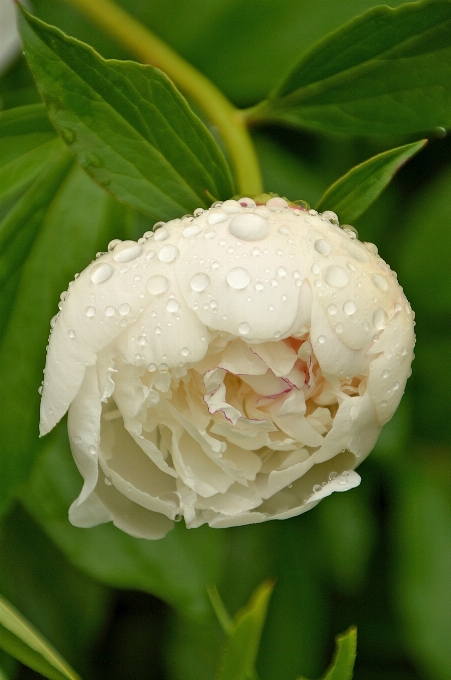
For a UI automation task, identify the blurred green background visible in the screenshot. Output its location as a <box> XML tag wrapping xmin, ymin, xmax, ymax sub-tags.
<box><xmin>0</xmin><ymin>0</ymin><xmax>450</xmax><ymax>679</ymax></box>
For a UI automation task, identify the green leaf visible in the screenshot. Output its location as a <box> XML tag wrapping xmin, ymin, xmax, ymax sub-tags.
<box><xmin>217</xmin><ymin>581</ymin><xmax>273</xmax><ymax>680</ymax></box>
<box><xmin>22</xmin><ymin>423</ymin><xmax>223</xmax><ymax>620</ymax></box>
<box><xmin>18</xmin><ymin>8</ymin><xmax>234</xmax><ymax>219</ymax></box>
<box><xmin>0</xmin><ymin>593</ymin><xmax>82</xmax><ymax>680</ymax></box>
<box><xmin>316</xmin><ymin>140</ymin><xmax>426</xmax><ymax>223</ymax></box>
<box><xmin>248</xmin><ymin>0</ymin><xmax>451</xmax><ymax>136</ymax></box>
<box><xmin>393</xmin><ymin>455</ymin><xmax>451</xmax><ymax>680</ymax></box>
<box><xmin>299</xmin><ymin>628</ymin><xmax>357</xmax><ymax>680</ymax></box>
<box><xmin>0</xmin><ymin>662</ymin><xmax>9</xmax><ymax>680</ymax></box>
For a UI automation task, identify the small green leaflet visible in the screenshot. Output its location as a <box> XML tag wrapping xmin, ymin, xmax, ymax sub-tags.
<box><xmin>0</xmin><ymin>594</ymin><xmax>82</xmax><ymax>680</ymax></box>
<box><xmin>298</xmin><ymin>628</ymin><xmax>357</xmax><ymax>680</ymax></box>
<box><xmin>247</xmin><ymin>0</ymin><xmax>451</xmax><ymax>136</ymax></box>
<box><xmin>316</xmin><ymin>140</ymin><xmax>426</xmax><ymax>223</ymax></box>
<box><xmin>18</xmin><ymin>8</ymin><xmax>235</xmax><ymax>220</ymax></box>
<box><xmin>216</xmin><ymin>581</ymin><xmax>273</xmax><ymax>680</ymax></box>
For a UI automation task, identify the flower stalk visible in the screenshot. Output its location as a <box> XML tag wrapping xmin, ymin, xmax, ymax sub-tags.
<box><xmin>64</xmin><ymin>0</ymin><xmax>263</xmax><ymax>196</ymax></box>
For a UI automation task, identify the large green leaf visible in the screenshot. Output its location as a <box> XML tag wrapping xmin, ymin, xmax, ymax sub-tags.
<box><xmin>316</xmin><ymin>140</ymin><xmax>426</xmax><ymax>223</ymax></box>
<box><xmin>18</xmin><ymin>9</ymin><xmax>234</xmax><ymax>218</ymax></box>
<box><xmin>217</xmin><ymin>581</ymin><xmax>273</xmax><ymax>680</ymax></box>
<box><xmin>0</xmin><ymin>593</ymin><xmax>82</xmax><ymax>680</ymax></box>
<box><xmin>247</xmin><ymin>0</ymin><xmax>451</xmax><ymax>135</ymax></box>
<box><xmin>22</xmin><ymin>423</ymin><xmax>223</xmax><ymax>619</ymax></box>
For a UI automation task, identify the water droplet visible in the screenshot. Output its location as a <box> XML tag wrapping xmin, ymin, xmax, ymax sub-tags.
<box><xmin>229</xmin><ymin>213</ymin><xmax>269</xmax><ymax>241</ymax></box>
<box><xmin>38</xmin><ymin>385</ymin><xmax>43</xmax><ymax>395</ymax></box>
<box><xmin>335</xmin><ymin>323</ymin><xmax>344</xmax><ymax>333</ymax></box>
<box><xmin>104</xmin><ymin>477</ymin><xmax>112</xmax><ymax>486</ymax></box>
<box><xmin>88</xmin><ymin>445</ymin><xmax>96</xmax><ymax>455</ymax></box>
<box><xmin>342</xmin><ymin>225</ymin><xmax>358</xmax><ymax>239</ymax></box>
<box><xmin>401</xmin><ymin>346</ymin><xmax>408</xmax><ymax>356</ymax></box>
<box><xmin>365</xmin><ymin>242</ymin><xmax>378</xmax><ymax>255</ymax></box>
<box><xmin>155</xmin><ymin>327</ymin><xmax>161</xmax><ymax>335</ymax></box>
<box><xmin>73</xmin><ymin>435</ymin><xmax>81</xmax><ymax>444</ymax></box>
<box><xmin>435</xmin><ymin>126</ymin><xmax>447</xmax><ymax>138</ymax></box>
<box><xmin>343</xmin><ymin>300</ymin><xmax>357</xmax><ymax>315</ymax></box>
<box><xmin>148</xmin><ymin>363</ymin><xmax>157</xmax><ymax>372</ymax></box>
<box><xmin>274</xmin><ymin>331</ymin><xmax>281</xmax><ymax>338</ymax></box>
<box><xmin>318</xmin><ymin>335</ymin><xmax>326</xmax><ymax>344</ymax></box>
<box><xmin>371</xmin><ymin>273</ymin><xmax>389</xmax><ymax>292</ymax></box>
<box><xmin>311</xmin><ymin>263</ymin><xmax>320</xmax><ymax>275</ymax></box>
<box><xmin>212</xmin><ymin>261</ymin><xmax>220</xmax><ymax>269</ymax></box>
<box><xmin>238</xmin><ymin>321</ymin><xmax>250</xmax><ymax>335</ymax></box>
<box><xmin>166</xmin><ymin>298</ymin><xmax>180</xmax><ymax>313</ymax></box>
<box><xmin>324</xmin><ymin>265</ymin><xmax>349</xmax><ymax>288</ymax></box>
<box><xmin>207</xmin><ymin>210</ymin><xmax>228</xmax><ymax>225</ymax></box>
<box><xmin>321</xmin><ymin>210</ymin><xmax>339</xmax><ymax>225</ymax></box>
<box><xmin>158</xmin><ymin>244</ymin><xmax>179</xmax><ymax>263</ymax></box>
<box><xmin>181</xmin><ymin>347</ymin><xmax>190</xmax><ymax>357</ymax></box>
<box><xmin>279</xmin><ymin>226</ymin><xmax>290</xmax><ymax>235</ymax></box>
<box><xmin>85</xmin><ymin>306</ymin><xmax>96</xmax><ymax>317</ymax></box>
<box><xmin>190</xmin><ymin>273</ymin><xmax>210</xmax><ymax>292</ymax></box>
<box><xmin>267</xmin><ymin>197</ymin><xmax>288</xmax><ymax>209</ymax></box>
<box><xmin>182</xmin><ymin>225</ymin><xmax>202</xmax><ymax>238</ymax></box>
<box><xmin>382</xmin><ymin>369</ymin><xmax>390</xmax><ymax>378</ymax></box>
<box><xmin>314</xmin><ymin>239</ymin><xmax>331</xmax><ymax>255</ymax></box>
<box><xmin>119</xmin><ymin>266</ymin><xmax>129</xmax><ymax>275</ymax></box>
<box><xmin>254</xmin><ymin>206</ymin><xmax>271</xmax><ymax>218</ymax></box>
<box><xmin>209</xmin><ymin>300</ymin><xmax>218</xmax><ymax>309</ymax></box>
<box><xmin>255</xmin><ymin>282</ymin><xmax>264</xmax><ymax>291</ymax></box>
<box><xmin>373</xmin><ymin>307</ymin><xmax>389</xmax><ymax>330</ymax></box>
<box><xmin>159</xmin><ymin>362</ymin><xmax>169</xmax><ymax>372</ymax></box>
<box><xmin>393</xmin><ymin>381</ymin><xmax>400</xmax><ymax>390</ymax></box>
<box><xmin>222</xmin><ymin>199</ymin><xmax>242</xmax><ymax>213</ymax></box>
<box><xmin>329</xmin><ymin>471</ymin><xmax>339</xmax><ymax>480</ymax></box>
<box><xmin>276</xmin><ymin>266</ymin><xmax>287</xmax><ymax>277</ymax></box>
<box><xmin>327</xmin><ymin>304</ymin><xmax>337</xmax><ymax>315</ymax></box>
<box><xmin>154</xmin><ymin>228</ymin><xmax>169</xmax><ymax>241</ymax></box>
<box><xmin>119</xmin><ymin>303</ymin><xmax>131</xmax><ymax>316</ymax></box>
<box><xmin>205</xmin><ymin>230</ymin><xmax>216</xmax><ymax>239</ymax></box>
<box><xmin>227</xmin><ymin>267</ymin><xmax>251</xmax><ymax>289</ymax></box>
<box><xmin>113</xmin><ymin>241</ymin><xmax>143</xmax><ymax>263</ymax></box>
<box><xmin>90</xmin><ymin>262</ymin><xmax>114</xmax><ymax>284</ymax></box>
<box><xmin>147</xmin><ymin>275</ymin><xmax>170</xmax><ymax>295</ymax></box>
<box><xmin>313</xmin><ymin>484</ymin><xmax>322</xmax><ymax>493</ymax></box>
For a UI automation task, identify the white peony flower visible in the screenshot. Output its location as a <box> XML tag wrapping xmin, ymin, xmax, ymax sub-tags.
<box><xmin>40</xmin><ymin>195</ymin><xmax>415</xmax><ymax>539</ymax></box>
<box><xmin>0</xmin><ymin>0</ymin><xmax>21</xmax><ymax>74</ymax></box>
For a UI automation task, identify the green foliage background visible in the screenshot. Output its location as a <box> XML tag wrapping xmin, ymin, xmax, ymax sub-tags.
<box><xmin>0</xmin><ymin>0</ymin><xmax>450</xmax><ymax>679</ymax></box>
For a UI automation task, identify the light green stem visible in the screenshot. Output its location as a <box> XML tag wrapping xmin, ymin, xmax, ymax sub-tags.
<box><xmin>64</xmin><ymin>0</ymin><xmax>263</xmax><ymax>195</ymax></box>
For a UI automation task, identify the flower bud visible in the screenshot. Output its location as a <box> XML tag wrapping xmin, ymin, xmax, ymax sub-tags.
<box><xmin>40</xmin><ymin>196</ymin><xmax>415</xmax><ymax>539</ymax></box>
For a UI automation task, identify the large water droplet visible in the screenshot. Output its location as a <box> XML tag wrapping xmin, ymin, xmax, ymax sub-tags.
<box><xmin>227</xmin><ymin>267</ymin><xmax>251</xmax><ymax>289</ymax></box>
<box><xmin>373</xmin><ymin>307</ymin><xmax>389</xmax><ymax>330</ymax></box>
<box><xmin>238</xmin><ymin>321</ymin><xmax>250</xmax><ymax>335</ymax></box>
<box><xmin>207</xmin><ymin>210</ymin><xmax>228</xmax><ymax>225</ymax></box>
<box><xmin>85</xmin><ymin>306</ymin><xmax>96</xmax><ymax>317</ymax></box>
<box><xmin>267</xmin><ymin>197</ymin><xmax>288</xmax><ymax>209</ymax></box>
<box><xmin>324</xmin><ymin>265</ymin><xmax>349</xmax><ymax>288</ymax></box>
<box><xmin>154</xmin><ymin>228</ymin><xmax>169</xmax><ymax>241</ymax></box>
<box><xmin>229</xmin><ymin>213</ymin><xmax>270</xmax><ymax>241</ymax></box>
<box><xmin>90</xmin><ymin>262</ymin><xmax>114</xmax><ymax>284</ymax></box>
<box><xmin>190</xmin><ymin>273</ymin><xmax>210</xmax><ymax>292</ymax></box>
<box><xmin>343</xmin><ymin>300</ymin><xmax>357</xmax><ymax>315</ymax></box>
<box><xmin>113</xmin><ymin>241</ymin><xmax>143</xmax><ymax>263</ymax></box>
<box><xmin>222</xmin><ymin>200</ymin><xmax>242</xmax><ymax>213</ymax></box>
<box><xmin>119</xmin><ymin>303</ymin><xmax>131</xmax><ymax>316</ymax></box>
<box><xmin>371</xmin><ymin>273</ymin><xmax>389</xmax><ymax>292</ymax></box>
<box><xmin>158</xmin><ymin>244</ymin><xmax>179</xmax><ymax>263</ymax></box>
<box><xmin>165</xmin><ymin>298</ymin><xmax>180</xmax><ymax>313</ymax></box>
<box><xmin>147</xmin><ymin>275</ymin><xmax>170</xmax><ymax>295</ymax></box>
<box><xmin>182</xmin><ymin>225</ymin><xmax>202</xmax><ymax>239</ymax></box>
<box><xmin>321</xmin><ymin>210</ymin><xmax>339</xmax><ymax>225</ymax></box>
<box><xmin>276</xmin><ymin>266</ymin><xmax>287</xmax><ymax>277</ymax></box>
<box><xmin>314</xmin><ymin>239</ymin><xmax>331</xmax><ymax>255</ymax></box>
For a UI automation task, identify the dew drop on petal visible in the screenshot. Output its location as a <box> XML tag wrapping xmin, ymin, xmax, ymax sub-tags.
<box><xmin>267</xmin><ymin>197</ymin><xmax>288</xmax><ymax>209</ymax></box>
<box><xmin>276</xmin><ymin>266</ymin><xmax>287</xmax><ymax>277</ymax></box>
<box><xmin>154</xmin><ymin>228</ymin><xmax>169</xmax><ymax>241</ymax></box>
<box><xmin>255</xmin><ymin>282</ymin><xmax>264</xmax><ymax>291</ymax></box>
<box><xmin>318</xmin><ymin>335</ymin><xmax>326</xmax><ymax>344</ymax></box>
<box><xmin>182</xmin><ymin>225</ymin><xmax>202</xmax><ymax>238</ymax></box>
<box><xmin>373</xmin><ymin>307</ymin><xmax>389</xmax><ymax>330</ymax></box>
<box><xmin>238</xmin><ymin>321</ymin><xmax>250</xmax><ymax>335</ymax></box>
<box><xmin>327</xmin><ymin>304</ymin><xmax>337</xmax><ymax>315</ymax></box>
<box><xmin>227</xmin><ymin>267</ymin><xmax>251</xmax><ymax>289</ymax></box>
<box><xmin>105</xmin><ymin>306</ymin><xmax>115</xmax><ymax>317</ymax></box>
<box><xmin>343</xmin><ymin>300</ymin><xmax>357</xmax><ymax>315</ymax></box>
<box><xmin>158</xmin><ymin>244</ymin><xmax>179</xmax><ymax>263</ymax></box>
<box><xmin>181</xmin><ymin>347</ymin><xmax>190</xmax><ymax>357</ymax></box>
<box><xmin>90</xmin><ymin>262</ymin><xmax>114</xmax><ymax>284</ymax></box>
<box><xmin>222</xmin><ymin>199</ymin><xmax>242</xmax><ymax>213</ymax></box>
<box><xmin>119</xmin><ymin>303</ymin><xmax>131</xmax><ymax>316</ymax></box>
<box><xmin>314</xmin><ymin>239</ymin><xmax>331</xmax><ymax>255</ymax></box>
<box><xmin>108</xmin><ymin>239</ymin><xmax>122</xmax><ymax>251</ymax></box>
<box><xmin>165</xmin><ymin>299</ymin><xmax>180</xmax><ymax>313</ymax></box>
<box><xmin>147</xmin><ymin>275</ymin><xmax>170</xmax><ymax>295</ymax></box>
<box><xmin>207</xmin><ymin>210</ymin><xmax>228</xmax><ymax>225</ymax></box>
<box><xmin>68</xmin><ymin>330</ymin><xmax>75</xmax><ymax>339</ymax></box>
<box><xmin>324</xmin><ymin>265</ymin><xmax>349</xmax><ymax>288</ymax></box>
<box><xmin>371</xmin><ymin>273</ymin><xmax>389</xmax><ymax>292</ymax></box>
<box><xmin>382</xmin><ymin>369</ymin><xmax>390</xmax><ymax>378</ymax></box>
<box><xmin>190</xmin><ymin>273</ymin><xmax>210</xmax><ymax>292</ymax></box>
<box><xmin>229</xmin><ymin>213</ymin><xmax>270</xmax><ymax>241</ymax></box>
<box><xmin>313</xmin><ymin>484</ymin><xmax>322</xmax><ymax>493</ymax></box>
<box><xmin>113</xmin><ymin>241</ymin><xmax>143</xmax><ymax>263</ymax></box>
<box><xmin>85</xmin><ymin>306</ymin><xmax>96</xmax><ymax>317</ymax></box>
<box><xmin>335</xmin><ymin>323</ymin><xmax>344</xmax><ymax>333</ymax></box>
